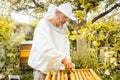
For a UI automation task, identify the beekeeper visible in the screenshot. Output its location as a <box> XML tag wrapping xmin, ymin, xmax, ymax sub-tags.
<box><xmin>28</xmin><ymin>3</ymin><xmax>76</xmax><ymax>80</ymax></box>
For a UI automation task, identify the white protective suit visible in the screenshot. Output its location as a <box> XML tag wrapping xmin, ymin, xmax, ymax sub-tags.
<box><xmin>28</xmin><ymin>18</ymin><xmax>71</xmax><ymax>74</ymax></box>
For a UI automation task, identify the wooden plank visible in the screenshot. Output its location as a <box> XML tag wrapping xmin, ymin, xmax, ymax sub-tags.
<box><xmin>52</xmin><ymin>71</ymin><xmax>56</xmax><ymax>80</ymax></box>
<box><xmin>61</xmin><ymin>71</ymin><xmax>64</xmax><ymax>80</ymax></box>
<box><xmin>80</xmin><ymin>70</ymin><xmax>87</xmax><ymax>80</ymax></box>
<box><xmin>70</xmin><ymin>71</ymin><xmax>76</xmax><ymax>80</ymax></box>
<box><xmin>64</xmin><ymin>72</ymin><xmax>68</xmax><ymax>80</ymax></box>
<box><xmin>87</xmin><ymin>71</ymin><xmax>96</xmax><ymax>80</ymax></box>
<box><xmin>20</xmin><ymin>44</ymin><xmax>32</xmax><ymax>50</ymax></box>
<box><xmin>77</xmin><ymin>71</ymin><xmax>84</xmax><ymax>80</ymax></box>
<box><xmin>57</xmin><ymin>71</ymin><xmax>61</xmax><ymax>80</ymax></box>
<box><xmin>20</xmin><ymin>50</ymin><xmax>30</xmax><ymax>58</ymax></box>
<box><xmin>45</xmin><ymin>71</ymin><xmax>51</xmax><ymax>80</ymax></box>
<box><xmin>83</xmin><ymin>70</ymin><xmax>92</xmax><ymax>80</ymax></box>
<box><xmin>74</xmin><ymin>71</ymin><xmax>79</xmax><ymax>80</ymax></box>
<box><xmin>20</xmin><ymin>58</ymin><xmax>28</xmax><ymax>64</ymax></box>
<box><xmin>90</xmin><ymin>69</ymin><xmax>101</xmax><ymax>80</ymax></box>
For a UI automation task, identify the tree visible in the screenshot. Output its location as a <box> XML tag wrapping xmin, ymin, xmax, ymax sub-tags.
<box><xmin>1</xmin><ymin>0</ymin><xmax>119</xmax><ymax>21</ymax></box>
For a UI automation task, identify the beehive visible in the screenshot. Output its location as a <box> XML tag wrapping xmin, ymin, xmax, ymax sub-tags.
<box><xmin>45</xmin><ymin>69</ymin><xmax>101</xmax><ymax>80</ymax></box>
<box><xmin>20</xmin><ymin>41</ymin><xmax>32</xmax><ymax>68</ymax></box>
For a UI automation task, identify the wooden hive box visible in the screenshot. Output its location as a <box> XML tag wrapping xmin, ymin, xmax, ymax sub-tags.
<box><xmin>20</xmin><ymin>41</ymin><xmax>32</xmax><ymax>68</ymax></box>
<box><xmin>45</xmin><ymin>69</ymin><xmax>101</xmax><ymax>80</ymax></box>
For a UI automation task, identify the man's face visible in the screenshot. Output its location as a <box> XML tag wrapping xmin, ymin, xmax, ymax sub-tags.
<box><xmin>56</xmin><ymin>11</ymin><xmax>69</xmax><ymax>26</ymax></box>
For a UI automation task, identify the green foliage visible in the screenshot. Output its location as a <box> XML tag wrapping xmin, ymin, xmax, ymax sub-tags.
<box><xmin>0</xmin><ymin>15</ymin><xmax>24</xmax><ymax>75</ymax></box>
<box><xmin>0</xmin><ymin>17</ymin><xmax>13</xmax><ymax>43</ymax></box>
<box><xmin>20</xmin><ymin>70</ymin><xmax>33</xmax><ymax>80</ymax></box>
<box><xmin>87</xmin><ymin>20</ymin><xmax>120</xmax><ymax>50</ymax></box>
<box><xmin>68</xmin><ymin>18</ymin><xmax>120</xmax><ymax>50</ymax></box>
<box><xmin>0</xmin><ymin>14</ymin><xmax>37</xmax><ymax>79</ymax></box>
<box><xmin>71</xmin><ymin>50</ymin><xmax>100</xmax><ymax>69</ymax></box>
<box><xmin>74</xmin><ymin>10</ymin><xmax>86</xmax><ymax>22</ymax></box>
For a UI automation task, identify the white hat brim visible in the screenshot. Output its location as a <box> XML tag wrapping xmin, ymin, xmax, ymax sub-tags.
<box><xmin>56</xmin><ymin>7</ymin><xmax>76</xmax><ymax>21</ymax></box>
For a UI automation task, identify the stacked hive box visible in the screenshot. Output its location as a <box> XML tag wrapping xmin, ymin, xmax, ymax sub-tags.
<box><xmin>20</xmin><ymin>41</ymin><xmax>32</xmax><ymax>68</ymax></box>
<box><xmin>45</xmin><ymin>69</ymin><xmax>101</xmax><ymax>80</ymax></box>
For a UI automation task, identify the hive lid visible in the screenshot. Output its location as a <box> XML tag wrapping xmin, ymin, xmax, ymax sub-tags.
<box><xmin>21</xmin><ymin>41</ymin><xmax>32</xmax><ymax>44</ymax></box>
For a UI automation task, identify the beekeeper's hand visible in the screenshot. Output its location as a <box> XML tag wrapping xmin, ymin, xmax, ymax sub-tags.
<box><xmin>62</xmin><ymin>57</ymin><xmax>75</xmax><ymax>69</ymax></box>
